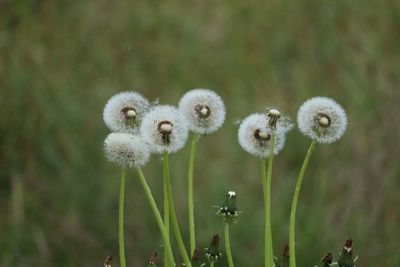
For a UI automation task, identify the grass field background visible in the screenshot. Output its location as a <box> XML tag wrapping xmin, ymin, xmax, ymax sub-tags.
<box><xmin>1</xmin><ymin>0</ymin><xmax>400</xmax><ymax>266</ymax></box>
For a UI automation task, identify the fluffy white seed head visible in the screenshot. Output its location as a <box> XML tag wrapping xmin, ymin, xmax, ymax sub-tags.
<box><xmin>140</xmin><ymin>105</ymin><xmax>189</xmax><ymax>154</ymax></box>
<box><xmin>178</xmin><ymin>89</ymin><xmax>226</xmax><ymax>135</ymax></box>
<box><xmin>104</xmin><ymin>133</ymin><xmax>150</xmax><ymax>168</ymax></box>
<box><xmin>297</xmin><ymin>97</ymin><xmax>347</xmax><ymax>144</ymax></box>
<box><xmin>103</xmin><ymin>91</ymin><xmax>151</xmax><ymax>133</ymax></box>
<box><xmin>238</xmin><ymin>113</ymin><xmax>293</xmax><ymax>158</ymax></box>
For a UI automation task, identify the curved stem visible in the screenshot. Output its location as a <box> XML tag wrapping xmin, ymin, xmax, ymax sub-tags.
<box><xmin>136</xmin><ymin>167</ymin><xmax>175</xmax><ymax>267</ymax></box>
<box><xmin>119</xmin><ymin>167</ymin><xmax>126</xmax><ymax>267</ymax></box>
<box><xmin>163</xmin><ymin>152</ymin><xmax>192</xmax><ymax>267</ymax></box>
<box><xmin>261</xmin><ymin>132</ymin><xmax>275</xmax><ymax>267</ymax></box>
<box><xmin>188</xmin><ymin>133</ymin><xmax>199</xmax><ymax>254</ymax></box>
<box><xmin>289</xmin><ymin>141</ymin><xmax>316</xmax><ymax>267</ymax></box>
<box><xmin>163</xmin><ymin>151</ymin><xmax>170</xmax><ymax>263</ymax></box>
<box><xmin>224</xmin><ymin>223</ymin><xmax>234</xmax><ymax>267</ymax></box>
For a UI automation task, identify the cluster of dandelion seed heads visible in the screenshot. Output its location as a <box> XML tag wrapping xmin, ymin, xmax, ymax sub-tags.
<box><xmin>178</xmin><ymin>89</ymin><xmax>226</xmax><ymax>135</ymax></box>
<box><xmin>297</xmin><ymin>97</ymin><xmax>347</xmax><ymax>144</ymax></box>
<box><xmin>104</xmin><ymin>133</ymin><xmax>150</xmax><ymax>168</ymax></box>
<box><xmin>103</xmin><ymin>91</ymin><xmax>151</xmax><ymax>133</ymax></box>
<box><xmin>238</xmin><ymin>113</ymin><xmax>293</xmax><ymax>158</ymax></box>
<box><xmin>140</xmin><ymin>105</ymin><xmax>189</xmax><ymax>154</ymax></box>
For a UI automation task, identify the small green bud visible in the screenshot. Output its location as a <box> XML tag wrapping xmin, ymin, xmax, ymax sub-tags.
<box><xmin>104</xmin><ymin>255</ymin><xmax>113</xmax><ymax>267</ymax></box>
<box><xmin>147</xmin><ymin>251</ymin><xmax>158</xmax><ymax>267</ymax></box>
<box><xmin>217</xmin><ymin>191</ymin><xmax>238</xmax><ymax>224</ymax></box>
<box><xmin>317</xmin><ymin>252</ymin><xmax>334</xmax><ymax>267</ymax></box>
<box><xmin>274</xmin><ymin>245</ymin><xmax>290</xmax><ymax>267</ymax></box>
<box><xmin>205</xmin><ymin>234</ymin><xmax>222</xmax><ymax>262</ymax></box>
<box><xmin>192</xmin><ymin>248</ymin><xmax>205</xmax><ymax>267</ymax></box>
<box><xmin>338</xmin><ymin>239</ymin><xmax>356</xmax><ymax>267</ymax></box>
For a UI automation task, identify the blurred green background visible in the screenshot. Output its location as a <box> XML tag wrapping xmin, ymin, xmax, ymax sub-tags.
<box><xmin>1</xmin><ymin>0</ymin><xmax>400</xmax><ymax>266</ymax></box>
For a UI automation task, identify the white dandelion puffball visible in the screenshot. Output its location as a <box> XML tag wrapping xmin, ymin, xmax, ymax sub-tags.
<box><xmin>140</xmin><ymin>105</ymin><xmax>189</xmax><ymax>154</ymax></box>
<box><xmin>103</xmin><ymin>91</ymin><xmax>151</xmax><ymax>133</ymax></box>
<box><xmin>297</xmin><ymin>97</ymin><xmax>347</xmax><ymax>144</ymax></box>
<box><xmin>178</xmin><ymin>89</ymin><xmax>226</xmax><ymax>135</ymax></box>
<box><xmin>104</xmin><ymin>133</ymin><xmax>150</xmax><ymax>168</ymax></box>
<box><xmin>238</xmin><ymin>113</ymin><xmax>293</xmax><ymax>158</ymax></box>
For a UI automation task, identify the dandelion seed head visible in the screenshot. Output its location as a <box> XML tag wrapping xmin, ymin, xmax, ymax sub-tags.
<box><xmin>140</xmin><ymin>105</ymin><xmax>189</xmax><ymax>154</ymax></box>
<box><xmin>104</xmin><ymin>133</ymin><xmax>150</xmax><ymax>168</ymax></box>
<box><xmin>103</xmin><ymin>91</ymin><xmax>150</xmax><ymax>133</ymax></box>
<box><xmin>297</xmin><ymin>97</ymin><xmax>347</xmax><ymax>144</ymax></box>
<box><xmin>238</xmin><ymin>113</ymin><xmax>292</xmax><ymax>157</ymax></box>
<box><xmin>178</xmin><ymin>89</ymin><xmax>226</xmax><ymax>135</ymax></box>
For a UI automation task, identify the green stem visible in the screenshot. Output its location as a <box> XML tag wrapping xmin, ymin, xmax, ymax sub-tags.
<box><xmin>289</xmin><ymin>141</ymin><xmax>316</xmax><ymax>267</ymax></box>
<box><xmin>261</xmin><ymin>132</ymin><xmax>275</xmax><ymax>267</ymax></box>
<box><xmin>119</xmin><ymin>167</ymin><xmax>126</xmax><ymax>267</ymax></box>
<box><xmin>136</xmin><ymin>167</ymin><xmax>175</xmax><ymax>267</ymax></box>
<box><xmin>224</xmin><ymin>223</ymin><xmax>234</xmax><ymax>267</ymax></box>
<box><xmin>188</xmin><ymin>133</ymin><xmax>199</xmax><ymax>254</ymax></box>
<box><xmin>163</xmin><ymin>151</ymin><xmax>192</xmax><ymax>267</ymax></box>
<box><xmin>163</xmin><ymin>151</ymin><xmax>170</xmax><ymax>263</ymax></box>
<box><xmin>210</xmin><ymin>261</ymin><xmax>215</xmax><ymax>267</ymax></box>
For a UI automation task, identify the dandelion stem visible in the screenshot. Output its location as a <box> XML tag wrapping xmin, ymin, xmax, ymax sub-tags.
<box><xmin>224</xmin><ymin>223</ymin><xmax>234</xmax><ymax>267</ymax></box>
<box><xmin>289</xmin><ymin>141</ymin><xmax>316</xmax><ymax>267</ymax></box>
<box><xmin>119</xmin><ymin>167</ymin><xmax>126</xmax><ymax>267</ymax></box>
<box><xmin>210</xmin><ymin>261</ymin><xmax>215</xmax><ymax>267</ymax></box>
<box><xmin>136</xmin><ymin>167</ymin><xmax>175</xmax><ymax>267</ymax></box>
<box><xmin>188</xmin><ymin>133</ymin><xmax>199</xmax><ymax>254</ymax></box>
<box><xmin>163</xmin><ymin>150</ymin><xmax>170</xmax><ymax>263</ymax></box>
<box><xmin>163</xmin><ymin>151</ymin><xmax>192</xmax><ymax>267</ymax></box>
<box><xmin>261</xmin><ymin>132</ymin><xmax>275</xmax><ymax>267</ymax></box>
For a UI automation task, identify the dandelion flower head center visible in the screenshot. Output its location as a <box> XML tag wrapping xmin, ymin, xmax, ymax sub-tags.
<box><xmin>120</xmin><ymin>106</ymin><xmax>138</xmax><ymax>127</ymax></box>
<box><xmin>157</xmin><ymin>120</ymin><xmax>173</xmax><ymax>145</ymax></box>
<box><xmin>254</xmin><ymin>128</ymin><xmax>271</xmax><ymax>146</ymax></box>
<box><xmin>195</xmin><ymin>104</ymin><xmax>211</xmax><ymax>118</ymax></box>
<box><xmin>315</xmin><ymin>112</ymin><xmax>331</xmax><ymax>128</ymax></box>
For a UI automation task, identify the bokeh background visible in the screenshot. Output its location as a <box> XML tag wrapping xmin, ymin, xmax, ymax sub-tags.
<box><xmin>1</xmin><ymin>0</ymin><xmax>400</xmax><ymax>266</ymax></box>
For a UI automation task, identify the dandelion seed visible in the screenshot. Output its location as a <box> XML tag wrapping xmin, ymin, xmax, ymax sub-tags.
<box><xmin>103</xmin><ymin>91</ymin><xmax>150</xmax><ymax>133</ymax></box>
<box><xmin>140</xmin><ymin>105</ymin><xmax>189</xmax><ymax>154</ymax></box>
<box><xmin>297</xmin><ymin>97</ymin><xmax>347</xmax><ymax>144</ymax></box>
<box><xmin>233</xmin><ymin>117</ymin><xmax>242</xmax><ymax>125</ymax></box>
<box><xmin>238</xmin><ymin>113</ymin><xmax>293</xmax><ymax>157</ymax></box>
<box><xmin>104</xmin><ymin>133</ymin><xmax>150</xmax><ymax>168</ymax></box>
<box><xmin>178</xmin><ymin>89</ymin><xmax>226</xmax><ymax>135</ymax></box>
